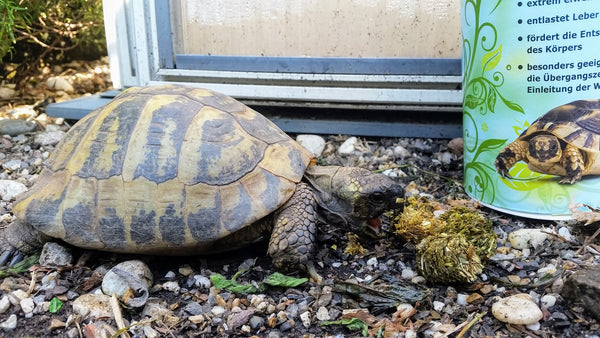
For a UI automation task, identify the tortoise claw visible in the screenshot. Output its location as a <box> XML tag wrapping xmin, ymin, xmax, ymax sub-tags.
<box><xmin>0</xmin><ymin>250</ymin><xmax>13</xmax><ymax>266</ymax></box>
<box><xmin>9</xmin><ymin>252</ymin><xmax>24</xmax><ymax>266</ymax></box>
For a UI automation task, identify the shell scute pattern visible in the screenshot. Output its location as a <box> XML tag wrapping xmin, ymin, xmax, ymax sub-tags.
<box><xmin>526</xmin><ymin>100</ymin><xmax>600</xmax><ymax>153</ymax></box>
<box><xmin>13</xmin><ymin>85</ymin><xmax>313</xmax><ymax>253</ymax></box>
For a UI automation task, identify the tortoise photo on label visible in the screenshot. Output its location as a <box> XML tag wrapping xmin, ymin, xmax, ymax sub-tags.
<box><xmin>495</xmin><ymin>100</ymin><xmax>600</xmax><ymax>184</ymax></box>
<box><xmin>0</xmin><ymin>84</ymin><xmax>402</xmax><ymax>281</ymax></box>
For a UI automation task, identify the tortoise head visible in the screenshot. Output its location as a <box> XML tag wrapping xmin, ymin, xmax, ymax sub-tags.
<box><xmin>304</xmin><ymin>165</ymin><xmax>403</xmax><ymax>233</ymax></box>
<box><xmin>528</xmin><ymin>134</ymin><xmax>562</xmax><ymax>165</ymax></box>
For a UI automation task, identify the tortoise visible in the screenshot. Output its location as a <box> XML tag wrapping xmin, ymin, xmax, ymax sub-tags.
<box><xmin>0</xmin><ymin>84</ymin><xmax>402</xmax><ymax>281</ymax></box>
<box><xmin>495</xmin><ymin>99</ymin><xmax>600</xmax><ymax>184</ymax></box>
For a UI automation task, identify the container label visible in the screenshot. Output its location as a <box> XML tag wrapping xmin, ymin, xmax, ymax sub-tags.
<box><xmin>462</xmin><ymin>0</ymin><xmax>600</xmax><ymax>218</ymax></box>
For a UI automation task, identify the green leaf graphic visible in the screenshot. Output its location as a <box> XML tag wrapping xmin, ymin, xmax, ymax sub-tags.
<box><xmin>498</xmin><ymin>163</ymin><xmax>547</xmax><ymax>191</ymax></box>
<box><xmin>473</xmin><ymin>138</ymin><xmax>507</xmax><ymax>161</ymax></box>
<box><xmin>481</xmin><ymin>44</ymin><xmax>502</xmax><ymax>72</ymax></box>
<box><xmin>487</xmin><ymin>90</ymin><xmax>497</xmax><ymax>113</ymax></box>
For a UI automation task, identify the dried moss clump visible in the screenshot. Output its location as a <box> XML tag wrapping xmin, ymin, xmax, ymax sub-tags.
<box><xmin>394</xmin><ymin>199</ymin><xmax>497</xmax><ymax>284</ymax></box>
<box><xmin>394</xmin><ymin>196</ymin><xmax>445</xmax><ymax>244</ymax></box>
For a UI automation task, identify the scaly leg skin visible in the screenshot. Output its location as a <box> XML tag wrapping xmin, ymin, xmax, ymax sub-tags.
<box><xmin>267</xmin><ymin>182</ymin><xmax>321</xmax><ymax>283</ymax></box>
<box><xmin>559</xmin><ymin>144</ymin><xmax>585</xmax><ymax>184</ymax></box>
<box><xmin>495</xmin><ymin>140</ymin><xmax>529</xmax><ymax>178</ymax></box>
<box><xmin>0</xmin><ymin>221</ymin><xmax>48</xmax><ymax>266</ymax></box>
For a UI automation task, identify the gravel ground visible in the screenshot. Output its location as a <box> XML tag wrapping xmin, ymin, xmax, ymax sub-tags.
<box><xmin>0</xmin><ymin>61</ymin><xmax>599</xmax><ymax>337</ymax></box>
<box><xmin>0</xmin><ymin>123</ymin><xmax>598</xmax><ymax>337</ymax></box>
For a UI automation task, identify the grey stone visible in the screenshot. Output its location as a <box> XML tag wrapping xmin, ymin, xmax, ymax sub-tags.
<box><xmin>249</xmin><ymin>315</ymin><xmax>265</xmax><ymax>329</ymax></box>
<box><xmin>39</xmin><ymin>242</ymin><xmax>73</xmax><ymax>266</ymax></box>
<box><xmin>183</xmin><ymin>301</ymin><xmax>203</xmax><ymax>316</ymax></box>
<box><xmin>562</xmin><ymin>265</ymin><xmax>600</xmax><ymax>321</ymax></box>
<box><xmin>0</xmin><ymin>119</ymin><xmax>35</xmax><ymax>136</ymax></box>
<box><xmin>34</xmin><ymin>130</ymin><xmax>66</xmax><ymax>146</ymax></box>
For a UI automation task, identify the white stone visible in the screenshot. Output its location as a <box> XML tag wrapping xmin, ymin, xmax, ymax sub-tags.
<box><xmin>492</xmin><ymin>294</ymin><xmax>543</xmax><ymax>325</ymax></box>
<box><xmin>46</xmin><ymin>76</ymin><xmax>75</xmax><ymax>93</ymax></box>
<box><xmin>0</xmin><ymin>314</ymin><xmax>17</xmax><ymax>330</ymax></box>
<box><xmin>401</xmin><ymin>268</ymin><xmax>416</xmax><ymax>280</ymax></box>
<box><xmin>72</xmin><ymin>294</ymin><xmax>113</xmax><ymax>319</ymax></box>
<box><xmin>8</xmin><ymin>290</ymin><xmax>28</xmax><ymax>306</ymax></box>
<box><xmin>162</xmin><ymin>281</ymin><xmax>180</xmax><ymax>293</ymax></box>
<box><xmin>393</xmin><ymin>145</ymin><xmax>411</xmax><ymax>159</ymax></box>
<box><xmin>193</xmin><ymin>275</ymin><xmax>211</xmax><ymax>289</ymax></box>
<box><xmin>540</xmin><ymin>294</ymin><xmax>557</xmax><ymax>310</ymax></box>
<box><xmin>0</xmin><ymin>180</ymin><xmax>27</xmax><ymax>201</ymax></box>
<box><xmin>300</xmin><ymin>311</ymin><xmax>311</xmax><ymax>328</ymax></box>
<box><xmin>433</xmin><ymin>301</ymin><xmax>445</xmax><ymax>312</ymax></box>
<box><xmin>456</xmin><ymin>293</ymin><xmax>469</xmax><ymax>306</ymax></box>
<box><xmin>366</xmin><ymin>257</ymin><xmax>378</xmax><ymax>267</ymax></box>
<box><xmin>211</xmin><ymin>305</ymin><xmax>225</xmax><ymax>316</ymax></box>
<box><xmin>508</xmin><ymin>229</ymin><xmax>549</xmax><ymax>249</ymax></box>
<box><xmin>558</xmin><ymin>227</ymin><xmax>575</xmax><ymax>242</ymax></box>
<box><xmin>0</xmin><ymin>87</ymin><xmax>15</xmax><ymax>100</ymax></box>
<box><xmin>296</xmin><ymin>134</ymin><xmax>326</xmax><ymax>157</ymax></box>
<box><xmin>338</xmin><ymin>136</ymin><xmax>358</xmax><ymax>155</ymax></box>
<box><xmin>0</xmin><ymin>296</ymin><xmax>10</xmax><ymax>314</ymax></box>
<box><xmin>20</xmin><ymin>297</ymin><xmax>35</xmax><ymax>314</ymax></box>
<box><xmin>315</xmin><ymin>306</ymin><xmax>330</xmax><ymax>321</ymax></box>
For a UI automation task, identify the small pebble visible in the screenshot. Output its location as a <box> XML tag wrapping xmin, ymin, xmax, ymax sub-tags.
<box><xmin>508</xmin><ymin>229</ymin><xmax>548</xmax><ymax>249</ymax></box>
<box><xmin>299</xmin><ymin>311</ymin><xmax>311</xmax><ymax>328</ymax></box>
<box><xmin>492</xmin><ymin>294</ymin><xmax>543</xmax><ymax>325</ymax></box>
<box><xmin>541</xmin><ymin>294</ymin><xmax>557</xmax><ymax>310</ymax></box>
<box><xmin>162</xmin><ymin>281</ymin><xmax>180</xmax><ymax>293</ymax></box>
<box><xmin>315</xmin><ymin>306</ymin><xmax>330</xmax><ymax>321</ymax></box>
<box><xmin>20</xmin><ymin>297</ymin><xmax>35</xmax><ymax>314</ymax></box>
<box><xmin>0</xmin><ymin>296</ymin><xmax>10</xmax><ymax>314</ymax></box>
<box><xmin>0</xmin><ymin>314</ymin><xmax>17</xmax><ymax>330</ymax></box>
<box><xmin>192</xmin><ymin>275</ymin><xmax>211</xmax><ymax>289</ymax></box>
<box><xmin>296</xmin><ymin>134</ymin><xmax>326</xmax><ymax>157</ymax></box>
<box><xmin>338</xmin><ymin>137</ymin><xmax>358</xmax><ymax>155</ymax></box>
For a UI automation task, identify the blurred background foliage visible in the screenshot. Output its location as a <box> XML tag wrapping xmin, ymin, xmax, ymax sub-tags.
<box><xmin>0</xmin><ymin>0</ymin><xmax>106</xmax><ymax>84</ymax></box>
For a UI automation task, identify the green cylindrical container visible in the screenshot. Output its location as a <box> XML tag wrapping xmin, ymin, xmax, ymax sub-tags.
<box><xmin>462</xmin><ymin>0</ymin><xmax>600</xmax><ymax>219</ymax></box>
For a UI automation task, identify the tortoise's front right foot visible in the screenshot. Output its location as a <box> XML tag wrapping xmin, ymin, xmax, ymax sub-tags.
<box><xmin>267</xmin><ymin>183</ymin><xmax>322</xmax><ymax>283</ymax></box>
<box><xmin>495</xmin><ymin>140</ymin><xmax>528</xmax><ymax>178</ymax></box>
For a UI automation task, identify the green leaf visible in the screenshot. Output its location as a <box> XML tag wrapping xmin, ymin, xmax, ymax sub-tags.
<box><xmin>321</xmin><ymin>318</ymin><xmax>368</xmax><ymax>336</ymax></box>
<box><xmin>481</xmin><ymin>44</ymin><xmax>502</xmax><ymax>72</ymax></box>
<box><xmin>209</xmin><ymin>273</ymin><xmax>260</xmax><ymax>294</ymax></box>
<box><xmin>0</xmin><ymin>254</ymin><xmax>40</xmax><ymax>279</ymax></box>
<box><xmin>263</xmin><ymin>272</ymin><xmax>307</xmax><ymax>287</ymax></box>
<box><xmin>49</xmin><ymin>297</ymin><xmax>63</xmax><ymax>314</ymax></box>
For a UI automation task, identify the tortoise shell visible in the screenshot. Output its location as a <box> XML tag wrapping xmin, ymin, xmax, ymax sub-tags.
<box><xmin>519</xmin><ymin>99</ymin><xmax>600</xmax><ymax>153</ymax></box>
<box><xmin>13</xmin><ymin>85</ymin><xmax>313</xmax><ymax>254</ymax></box>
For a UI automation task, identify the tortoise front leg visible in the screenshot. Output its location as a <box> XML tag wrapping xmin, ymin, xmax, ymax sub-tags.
<box><xmin>267</xmin><ymin>182</ymin><xmax>321</xmax><ymax>283</ymax></box>
<box><xmin>495</xmin><ymin>140</ymin><xmax>529</xmax><ymax>178</ymax></box>
<box><xmin>559</xmin><ymin>144</ymin><xmax>585</xmax><ymax>184</ymax></box>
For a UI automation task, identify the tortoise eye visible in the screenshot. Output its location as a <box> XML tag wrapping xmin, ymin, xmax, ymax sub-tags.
<box><xmin>370</xmin><ymin>192</ymin><xmax>386</xmax><ymax>204</ymax></box>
